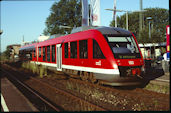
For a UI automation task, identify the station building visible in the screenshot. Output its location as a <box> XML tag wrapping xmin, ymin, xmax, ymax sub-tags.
<box><xmin>7</xmin><ymin>44</ymin><xmax>21</xmax><ymax>60</ymax></box>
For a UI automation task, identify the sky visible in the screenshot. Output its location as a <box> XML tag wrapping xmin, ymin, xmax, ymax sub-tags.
<box><xmin>1</xmin><ymin>0</ymin><xmax>169</xmax><ymax>52</ymax></box>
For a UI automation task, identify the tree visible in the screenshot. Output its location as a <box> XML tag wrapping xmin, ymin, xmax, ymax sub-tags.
<box><xmin>43</xmin><ymin>0</ymin><xmax>81</xmax><ymax>35</ymax></box>
<box><xmin>110</xmin><ymin>8</ymin><xmax>169</xmax><ymax>44</ymax></box>
<box><xmin>1</xmin><ymin>47</ymin><xmax>11</xmax><ymax>60</ymax></box>
<box><xmin>138</xmin><ymin>27</ymin><xmax>149</xmax><ymax>44</ymax></box>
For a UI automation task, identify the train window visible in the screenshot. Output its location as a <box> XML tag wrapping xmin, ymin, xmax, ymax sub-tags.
<box><xmin>34</xmin><ymin>48</ymin><xmax>36</xmax><ymax>57</ymax></box>
<box><xmin>65</xmin><ymin>43</ymin><xmax>68</xmax><ymax>58</ymax></box>
<box><xmin>93</xmin><ymin>40</ymin><xmax>105</xmax><ymax>59</ymax></box>
<box><xmin>106</xmin><ymin>36</ymin><xmax>141</xmax><ymax>59</ymax></box>
<box><xmin>29</xmin><ymin>50</ymin><xmax>32</xmax><ymax>60</ymax></box>
<box><xmin>43</xmin><ymin>47</ymin><xmax>46</xmax><ymax>61</ymax></box>
<box><xmin>52</xmin><ymin>45</ymin><xmax>56</xmax><ymax>62</ymax></box>
<box><xmin>47</xmin><ymin>46</ymin><xmax>50</xmax><ymax>62</ymax></box>
<box><xmin>79</xmin><ymin>40</ymin><xmax>88</xmax><ymax>59</ymax></box>
<box><xmin>70</xmin><ymin>41</ymin><xmax>77</xmax><ymax>58</ymax></box>
<box><xmin>28</xmin><ymin>49</ymin><xmax>32</xmax><ymax>60</ymax></box>
<box><xmin>39</xmin><ymin>47</ymin><xmax>41</xmax><ymax>58</ymax></box>
<box><xmin>32</xmin><ymin>49</ymin><xmax>34</xmax><ymax>58</ymax></box>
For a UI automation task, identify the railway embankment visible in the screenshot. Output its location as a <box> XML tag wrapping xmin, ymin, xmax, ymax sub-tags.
<box><xmin>142</xmin><ymin>64</ymin><xmax>169</xmax><ymax>94</ymax></box>
<box><xmin>1</xmin><ymin>61</ymin><xmax>170</xmax><ymax>111</ymax></box>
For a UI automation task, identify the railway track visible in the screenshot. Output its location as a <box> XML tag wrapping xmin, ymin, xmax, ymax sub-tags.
<box><xmin>1</xmin><ymin>64</ymin><xmax>106</xmax><ymax>111</ymax></box>
<box><xmin>39</xmin><ymin>74</ymin><xmax>169</xmax><ymax>111</ymax></box>
<box><xmin>1</xmin><ymin>63</ymin><xmax>169</xmax><ymax>111</ymax></box>
<box><xmin>1</xmin><ymin>68</ymin><xmax>61</xmax><ymax>111</ymax></box>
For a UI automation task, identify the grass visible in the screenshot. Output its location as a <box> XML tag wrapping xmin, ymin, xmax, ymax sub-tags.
<box><xmin>144</xmin><ymin>83</ymin><xmax>169</xmax><ymax>94</ymax></box>
<box><xmin>21</xmin><ymin>62</ymin><xmax>49</xmax><ymax>78</ymax></box>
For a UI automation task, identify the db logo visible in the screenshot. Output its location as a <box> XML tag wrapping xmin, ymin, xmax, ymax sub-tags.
<box><xmin>95</xmin><ymin>60</ymin><xmax>101</xmax><ymax>66</ymax></box>
<box><xmin>128</xmin><ymin>61</ymin><xmax>134</xmax><ymax>65</ymax></box>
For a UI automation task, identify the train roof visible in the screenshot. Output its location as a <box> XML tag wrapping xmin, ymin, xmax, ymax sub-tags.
<box><xmin>19</xmin><ymin>43</ymin><xmax>36</xmax><ymax>51</ymax></box>
<box><xmin>20</xmin><ymin>26</ymin><xmax>133</xmax><ymax>49</ymax></box>
<box><xmin>71</xmin><ymin>26</ymin><xmax>132</xmax><ymax>36</ymax></box>
<box><xmin>96</xmin><ymin>27</ymin><xmax>132</xmax><ymax>36</ymax></box>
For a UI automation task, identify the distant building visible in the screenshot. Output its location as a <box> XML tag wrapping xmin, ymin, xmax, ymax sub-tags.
<box><xmin>38</xmin><ymin>35</ymin><xmax>50</xmax><ymax>42</ymax></box>
<box><xmin>22</xmin><ymin>41</ymin><xmax>31</xmax><ymax>46</ymax></box>
<box><xmin>139</xmin><ymin>42</ymin><xmax>166</xmax><ymax>59</ymax></box>
<box><xmin>7</xmin><ymin>44</ymin><xmax>21</xmax><ymax>59</ymax></box>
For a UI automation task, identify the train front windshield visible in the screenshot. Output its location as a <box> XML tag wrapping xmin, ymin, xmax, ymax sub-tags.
<box><xmin>106</xmin><ymin>36</ymin><xmax>141</xmax><ymax>59</ymax></box>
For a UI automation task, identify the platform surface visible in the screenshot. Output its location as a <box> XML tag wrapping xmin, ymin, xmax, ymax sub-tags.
<box><xmin>1</xmin><ymin>77</ymin><xmax>38</xmax><ymax>112</ymax></box>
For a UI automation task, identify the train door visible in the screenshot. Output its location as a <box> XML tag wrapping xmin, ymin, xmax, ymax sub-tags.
<box><xmin>56</xmin><ymin>44</ymin><xmax>62</xmax><ymax>71</ymax></box>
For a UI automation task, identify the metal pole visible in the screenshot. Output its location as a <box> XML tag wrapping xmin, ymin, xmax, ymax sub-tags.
<box><xmin>148</xmin><ymin>21</ymin><xmax>151</xmax><ymax>58</ymax></box>
<box><xmin>0</xmin><ymin>30</ymin><xmax>3</xmax><ymax>35</ymax></box>
<box><xmin>114</xmin><ymin>0</ymin><xmax>117</xmax><ymax>27</ymax></box>
<box><xmin>0</xmin><ymin>30</ymin><xmax>2</xmax><ymax>55</ymax></box>
<box><xmin>139</xmin><ymin>0</ymin><xmax>143</xmax><ymax>44</ymax></box>
<box><xmin>151</xmin><ymin>23</ymin><xmax>153</xmax><ymax>32</ymax></box>
<box><xmin>126</xmin><ymin>11</ymin><xmax>128</xmax><ymax>30</ymax></box>
<box><xmin>149</xmin><ymin>21</ymin><xmax>151</xmax><ymax>39</ymax></box>
<box><xmin>139</xmin><ymin>0</ymin><xmax>143</xmax><ymax>31</ymax></box>
<box><xmin>115</xmin><ymin>16</ymin><xmax>117</xmax><ymax>27</ymax></box>
<box><xmin>105</xmin><ymin>9</ymin><xmax>146</xmax><ymax>30</ymax></box>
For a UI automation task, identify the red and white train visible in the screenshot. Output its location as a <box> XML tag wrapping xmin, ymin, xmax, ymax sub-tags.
<box><xmin>19</xmin><ymin>26</ymin><xmax>144</xmax><ymax>86</ymax></box>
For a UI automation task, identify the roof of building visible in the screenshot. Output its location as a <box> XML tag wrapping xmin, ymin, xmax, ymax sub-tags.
<box><xmin>7</xmin><ymin>44</ymin><xmax>21</xmax><ymax>48</ymax></box>
<box><xmin>139</xmin><ymin>42</ymin><xmax>166</xmax><ymax>47</ymax></box>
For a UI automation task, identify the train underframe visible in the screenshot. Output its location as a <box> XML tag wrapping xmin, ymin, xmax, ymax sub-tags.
<box><xmin>61</xmin><ymin>66</ymin><xmax>144</xmax><ymax>86</ymax></box>
<box><xmin>28</xmin><ymin>61</ymin><xmax>144</xmax><ymax>86</ymax></box>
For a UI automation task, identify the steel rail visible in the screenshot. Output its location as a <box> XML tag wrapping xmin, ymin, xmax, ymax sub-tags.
<box><xmin>1</xmin><ymin>68</ymin><xmax>61</xmax><ymax>112</ymax></box>
<box><xmin>1</xmin><ymin>65</ymin><xmax>106</xmax><ymax>111</ymax></box>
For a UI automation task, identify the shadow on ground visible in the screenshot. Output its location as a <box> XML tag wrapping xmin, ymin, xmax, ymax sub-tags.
<box><xmin>142</xmin><ymin>67</ymin><xmax>165</xmax><ymax>80</ymax></box>
<box><xmin>137</xmin><ymin>66</ymin><xmax>165</xmax><ymax>88</ymax></box>
<box><xmin>114</xmin><ymin>66</ymin><xmax>165</xmax><ymax>89</ymax></box>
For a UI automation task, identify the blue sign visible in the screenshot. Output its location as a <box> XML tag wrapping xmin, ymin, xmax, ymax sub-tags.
<box><xmin>167</xmin><ymin>52</ymin><xmax>170</xmax><ymax>60</ymax></box>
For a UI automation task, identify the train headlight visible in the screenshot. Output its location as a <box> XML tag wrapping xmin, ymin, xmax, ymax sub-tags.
<box><xmin>141</xmin><ymin>65</ymin><xmax>145</xmax><ymax>72</ymax></box>
<box><xmin>113</xmin><ymin>64</ymin><xmax>118</xmax><ymax>69</ymax></box>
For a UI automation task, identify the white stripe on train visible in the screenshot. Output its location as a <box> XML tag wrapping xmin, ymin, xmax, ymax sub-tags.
<box><xmin>30</xmin><ymin>61</ymin><xmax>120</xmax><ymax>75</ymax></box>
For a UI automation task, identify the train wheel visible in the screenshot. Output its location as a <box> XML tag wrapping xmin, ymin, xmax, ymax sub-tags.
<box><xmin>89</xmin><ymin>73</ymin><xmax>97</xmax><ymax>83</ymax></box>
<box><xmin>80</xmin><ymin>71</ymin><xmax>88</xmax><ymax>81</ymax></box>
<box><xmin>94</xmin><ymin>80</ymin><xmax>100</xmax><ymax>85</ymax></box>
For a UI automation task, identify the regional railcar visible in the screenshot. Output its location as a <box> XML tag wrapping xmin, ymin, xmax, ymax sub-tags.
<box><xmin>19</xmin><ymin>26</ymin><xmax>144</xmax><ymax>86</ymax></box>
